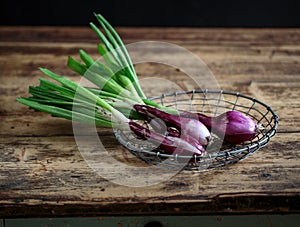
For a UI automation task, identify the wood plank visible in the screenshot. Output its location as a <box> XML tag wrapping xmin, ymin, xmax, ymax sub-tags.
<box><xmin>1</xmin><ymin>80</ymin><xmax>298</xmax><ymax>136</ymax></box>
<box><xmin>0</xmin><ymin>133</ymin><xmax>299</xmax><ymax>216</ymax></box>
<box><xmin>1</xmin><ymin>27</ymin><xmax>300</xmax><ymax>44</ymax></box>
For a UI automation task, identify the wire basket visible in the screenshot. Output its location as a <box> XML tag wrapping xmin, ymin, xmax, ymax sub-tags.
<box><xmin>113</xmin><ymin>90</ymin><xmax>279</xmax><ymax>171</ymax></box>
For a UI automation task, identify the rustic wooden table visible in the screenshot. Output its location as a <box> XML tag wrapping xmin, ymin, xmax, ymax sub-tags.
<box><xmin>0</xmin><ymin>27</ymin><xmax>299</xmax><ymax>218</ymax></box>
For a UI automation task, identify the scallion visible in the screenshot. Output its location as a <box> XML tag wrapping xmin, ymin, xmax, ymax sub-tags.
<box><xmin>17</xmin><ymin>13</ymin><xmax>258</xmax><ymax>158</ymax></box>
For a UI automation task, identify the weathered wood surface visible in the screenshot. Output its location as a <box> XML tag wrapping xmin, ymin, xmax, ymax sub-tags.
<box><xmin>0</xmin><ymin>27</ymin><xmax>299</xmax><ymax>217</ymax></box>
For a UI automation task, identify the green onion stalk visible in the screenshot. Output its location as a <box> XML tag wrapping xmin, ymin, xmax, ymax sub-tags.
<box><xmin>17</xmin><ymin>13</ymin><xmax>258</xmax><ymax>156</ymax></box>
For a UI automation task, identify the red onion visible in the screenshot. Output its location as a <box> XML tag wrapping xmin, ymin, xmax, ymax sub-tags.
<box><xmin>134</xmin><ymin>104</ymin><xmax>211</xmax><ymax>145</ymax></box>
<box><xmin>129</xmin><ymin>121</ymin><xmax>205</xmax><ymax>156</ymax></box>
<box><xmin>180</xmin><ymin>110</ymin><xmax>257</xmax><ymax>144</ymax></box>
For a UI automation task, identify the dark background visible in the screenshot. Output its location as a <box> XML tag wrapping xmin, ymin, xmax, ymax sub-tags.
<box><xmin>1</xmin><ymin>0</ymin><xmax>299</xmax><ymax>27</ymax></box>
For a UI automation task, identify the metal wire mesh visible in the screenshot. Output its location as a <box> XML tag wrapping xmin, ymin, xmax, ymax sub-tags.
<box><xmin>114</xmin><ymin>90</ymin><xmax>279</xmax><ymax>171</ymax></box>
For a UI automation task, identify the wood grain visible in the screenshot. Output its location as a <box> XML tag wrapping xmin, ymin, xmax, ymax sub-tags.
<box><xmin>0</xmin><ymin>27</ymin><xmax>299</xmax><ymax>217</ymax></box>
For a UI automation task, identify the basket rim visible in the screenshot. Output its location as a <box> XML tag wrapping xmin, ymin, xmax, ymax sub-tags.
<box><xmin>114</xmin><ymin>89</ymin><xmax>279</xmax><ymax>162</ymax></box>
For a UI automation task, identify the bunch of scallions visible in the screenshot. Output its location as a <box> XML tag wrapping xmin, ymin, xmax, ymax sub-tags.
<box><xmin>17</xmin><ymin>13</ymin><xmax>258</xmax><ymax>157</ymax></box>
